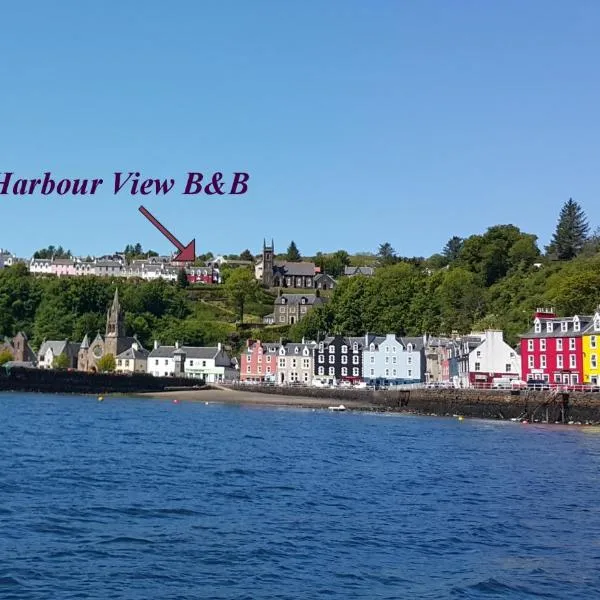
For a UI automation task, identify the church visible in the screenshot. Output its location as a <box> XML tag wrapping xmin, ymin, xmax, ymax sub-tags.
<box><xmin>78</xmin><ymin>288</ymin><xmax>139</xmax><ymax>372</ymax></box>
<box><xmin>254</xmin><ymin>240</ymin><xmax>317</xmax><ymax>289</ymax></box>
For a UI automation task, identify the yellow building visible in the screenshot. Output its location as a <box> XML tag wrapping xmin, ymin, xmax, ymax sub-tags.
<box><xmin>582</xmin><ymin>316</ymin><xmax>600</xmax><ymax>384</ymax></box>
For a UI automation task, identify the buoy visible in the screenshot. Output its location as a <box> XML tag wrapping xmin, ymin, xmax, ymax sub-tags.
<box><xmin>521</xmin><ymin>420</ymin><xmax>529</xmax><ymax>424</ymax></box>
<box><xmin>98</xmin><ymin>396</ymin><xmax>104</xmax><ymax>402</ymax></box>
<box><xmin>205</xmin><ymin>402</ymin><xmax>209</xmax><ymax>405</ymax></box>
<box><xmin>173</xmin><ymin>399</ymin><xmax>179</xmax><ymax>404</ymax></box>
<box><xmin>458</xmin><ymin>416</ymin><xmax>463</xmax><ymax>421</ymax></box>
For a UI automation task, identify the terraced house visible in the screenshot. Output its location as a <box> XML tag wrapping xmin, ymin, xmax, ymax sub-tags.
<box><xmin>313</xmin><ymin>335</ymin><xmax>363</xmax><ymax>384</ymax></box>
<box><xmin>240</xmin><ymin>339</ymin><xmax>281</xmax><ymax>383</ymax></box>
<box><xmin>363</xmin><ymin>334</ymin><xmax>425</xmax><ymax>385</ymax></box>
<box><xmin>276</xmin><ymin>341</ymin><xmax>316</xmax><ymax>384</ymax></box>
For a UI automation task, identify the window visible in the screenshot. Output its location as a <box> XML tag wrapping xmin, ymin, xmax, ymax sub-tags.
<box><xmin>407</xmin><ymin>344</ymin><xmax>413</xmax><ymax>352</ymax></box>
<box><xmin>385</xmin><ymin>369</ymin><xmax>389</xmax><ymax>377</ymax></box>
<box><xmin>557</xmin><ymin>355</ymin><xmax>563</xmax><ymax>368</ymax></box>
<box><xmin>318</xmin><ymin>366</ymin><xmax>324</xmax><ymax>375</ymax></box>
<box><xmin>257</xmin><ymin>366</ymin><xmax>262</xmax><ymax>373</ymax></box>
<box><xmin>569</xmin><ymin>338</ymin><xmax>576</xmax><ymax>350</ymax></box>
<box><xmin>341</xmin><ymin>367</ymin><xmax>347</xmax><ymax>376</ymax></box>
<box><xmin>341</xmin><ymin>355</ymin><xmax>348</xmax><ymax>364</ymax></box>
<box><xmin>561</xmin><ymin>322</ymin><xmax>568</xmax><ymax>332</ymax></box>
<box><xmin>528</xmin><ymin>356</ymin><xmax>534</xmax><ymax>368</ymax></box>
<box><xmin>202</xmin><ymin>360</ymin><xmax>206</xmax><ymax>367</ymax></box>
<box><xmin>407</xmin><ymin>356</ymin><xmax>412</xmax><ymax>365</ymax></box>
<box><xmin>556</xmin><ymin>339</ymin><xmax>563</xmax><ymax>351</ymax></box>
<box><xmin>319</xmin><ymin>342</ymin><xmax>324</xmax><ymax>352</ymax></box>
<box><xmin>370</xmin><ymin>368</ymin><xmax>375</xmax><ymax>376</ymax></box>
<box><xmin>257</xmin><ymin>355</ymin><xmax>261</xmax><ymax>363</ymax></box>
<box><xmin>555</xmin><ymin>374</ymin><xmax>561</xmax><ymax>383</ymax></box>
<box><xmin>540</xmin><ymin>355</ymin><xmax>546</xmax><ymax>368</ymax></box>
<box><xmin>303</xmin><ymin>359</ymin><xmax>310</xmax><ymax>369</ymax></box>
<box><xmin>125</xmin><ymin>360</ymin><xmax>130</xmax><ymax>367</ymax></box>
<box><xmin>592</xmin><ymin>336</ymin><xmax>597</xmax><ymax>349</ymax></box>
<box><xmin>476</xmin><ymin>351</ymin><xmax>481</xmax><ymax>358</ymax></box>
<box><xmin>392</xmin><ymin>346</ymin><xmax>396</xmax><ymax>353</ymax></box>
<box><xmin>329</xmin><ymin>355</ymin><xmax>334</xmax><ymax>364</ymax></box>
<box><xmin>341</xmin><ymin>345</ymin><xmax>347</xmax><ymax>353</ymax></box>
<box><xmin>291</xmin><ymin>359</ymin><xmax>297</xmax><ymax>368</ymax></box>
<box><xmin>279</xmin><ymin>307</ymin><xmax>285</xmax><ymax>313</ymax></box>
<box><xmin>591</xmin><ymin>354</ymin><xmax>597</xmax><ymax>369</ymax></box>
<box><xmin>385</xmin><ymin>357</ymin><xmax>389</xmax><ymax>364</ymax></box>
<box><xmin>328</xmin><ymin>367</ymin><xmax>334</xmax><ymax>376</ymax></box>
<box><xmin>370</xmin><ymin>356</ymin><xmax>374</xmax><ymax>364</ymax></box>
<box><xmin>385</xmin><ymin>346</ymin><xmax>389</xmax><ymax>353</ymax></box>
<box><xmin>118</xmin><ymin>360</ymin><xmax>122</xmax><ymax>366</ymax></box>
<box><xmin>353</xmin><ymin>367</ymin><xmax>359</xmax><ymax>376</ymax></box>
<box><xmin>353</xmin><ymin>343</ymin><xmax>358</xmax><ymax>353</ymax></box>
<box><xmin>318</xmin><ymin>355</ymin><xmax>324</xmax><ymax>364</ymax></box>
<box><xmin>527</xmin><ymin>340</ymin><xmax>534</xmax><ymax>351</ymax></box>
<box><xmin>392</xmin><ymin>369</ymin><xmax>397</xmax><ymax>376</ymax></box>
<box><xmin>474</xmin><ymin>362</ymin><xmax>481</xmax><ymax>371</ymax></box>
<box><xmin>352</xmin><ymin>355</ymin><xmax>359</xmax><ymax>364</ymax></box>
<box><xmin>595</xmin><ymin>319</ymin><xmax>600</xmax><ymax>332</ymax></box>
<box><xmin>392</xmin><ymin>356</ymin><xmax>397</xmax><ymax>363</ymax></box>
<box><xmin>570</xmin><ymin>354</ymin><xmax>576</xmax><ymax>368</ymax></box>
<box><xmin>534</xmin><ymin>321</ymin><xmax>541</xmax><ymax>333</ymax></box>
<box><xmin>540</xmin><ymin>339</ymin><xmax>546</xmax><ymax>351</ymax></box>
<box><xmin>546</xmin><ymin>322</ymin><xmax>553</xmax><ymax>332</ymax></box>
<box><xmin>279</xmin><ymin>316</ymin><xmax>285</xmax><ymax>323</ymax></box>
<box><xmin>279</xmin><ymin>359</ymin><xmax>285</xmax><ymax>368</ymax></box>
<box><xmin>246</xmin><ymin>365</ymin><xmax>251</xmax><ymax>373</ymax></box>
<box><xmin>408</xmin><ymin>369</ymin><xmax>412</xmax><ymax>377</ymax></box>
<box><xmin>329</xmin><ymin>345</ymin><xmax>335</xmax><ymax>353</ymax></box>
<box><xmin>574</xmin><ymin>319</ymin><xmax>580</xmax><ymax>332</ymax></box>
<box><xmin>266</xmin><ymin>366</ymin><xmax>271</xmax><ymax>373</ymax></box>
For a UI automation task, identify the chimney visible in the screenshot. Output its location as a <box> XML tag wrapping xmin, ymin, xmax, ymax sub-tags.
<box><xmin>217</xmin><ymin>342</ymin><xmax>222</xmax><ymax>352</ymax></box>
<box><xmin>301</xmin><ymin>336</ymin><xmax>305</xmax><ymax>344</ymax></box>
<box><xmin>175</xmin><ymin>340</ymin><xmax>179</xmax><ymax>349</ymax></box>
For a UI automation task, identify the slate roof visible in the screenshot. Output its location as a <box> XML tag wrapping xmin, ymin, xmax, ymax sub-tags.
<box><xmin>275</xmin><ymin>294</ymin><xmax>324</xmax><ymax>306</ymax></box>
<box><xmin>273</xmin><ymin>261</ymin><xmax>316</xmax><ymax>277</ymax></box>
<box><xmin>344</xmin><ymin>266</ymin><xmax>375</xmax><ymax>276</ymax></box>
<box><xmin>38</xmin><ymin>340</ymin><xmax>80</xmax><ymax>357</ymax></box>
<box><xmin>148</xmin><ymin>345</ymin><xmax>221</xmax><ymax>359</ymax></box>
<box><xmin>401</xmin><ymin>336</ymin><xmax>425</xmax><ymax>351</ymax></box>
<box><xmin>116</xmin><ymin>345</ymin><xmax>149</xmax><ymax>360</ymax></box>
<box><xmin>519</xmin><ymin>315</ymin><xmax>594</xmax><ymax>338</ymax></box>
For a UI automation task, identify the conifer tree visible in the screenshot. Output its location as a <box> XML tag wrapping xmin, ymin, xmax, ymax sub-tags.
<box><xmin>286</xmin><ymin>241</ymin><xmax>301</xmax><ymax>262</ymax></box>
<box><xmin>547</xmin><ymin>198</ymin><xmax>590</xmax><ymax>259</ymax></box>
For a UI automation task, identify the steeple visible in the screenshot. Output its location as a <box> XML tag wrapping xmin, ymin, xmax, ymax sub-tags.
<box><xmin>81</xmin><ymin>334</ymin><xmax>90</xmax><ymax>349</ymax></box>
<box><xmin>106</xmin><ymin>288</ymin><xmax>125</xmax><ymax>338</ymax></box>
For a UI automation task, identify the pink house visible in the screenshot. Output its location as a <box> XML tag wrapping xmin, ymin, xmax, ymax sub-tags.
<box><xmin>240</xmin><ymin>339</ymin><xmax>280</xmax><ymax>382</ymax></box>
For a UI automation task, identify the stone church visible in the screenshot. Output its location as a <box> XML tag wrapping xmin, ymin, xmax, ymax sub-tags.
<box><xmin>255</xmin><ymin>239</ymin><xmax>317</xmax><ymax>289</ymax></box>
<box><xmin>78</xmin><ymin>288</ymin><xmax>138</xmax><ymax>372</ymax></box>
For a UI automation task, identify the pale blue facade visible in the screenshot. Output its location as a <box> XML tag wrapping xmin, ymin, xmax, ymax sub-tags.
<box><xmin>362</xmin><ymin>333</ymin><xmax>424</xmax><ymax>385</ymax></box>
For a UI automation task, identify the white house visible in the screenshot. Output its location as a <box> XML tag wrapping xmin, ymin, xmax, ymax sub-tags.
<box><xmin>147</xmin><ymin>341</ymin><xmax>237</xmax><ymax>382</ymax></box>
<box><xmin>115</xmin><ymin>341</ymin><xmax>149</xmax><ymax>374</ymax></box>
<box><xmin>468</xmin><ymin>330</ymin><xmax>521</xmax><ymax>386</ymax></box>
<box><xmin>29</xmin><ymin>258</ymin><xmax>53</xmax><ymax>275</ymax></box>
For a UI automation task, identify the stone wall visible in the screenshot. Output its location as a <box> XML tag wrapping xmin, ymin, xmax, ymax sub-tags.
<box><xmin>233</xmin><ymin>385</ymin><xmax>600</xmax><ymax>423</ymax></box>
<box><xmin>0</xmin><ymin>367</ymin><xmax>203</xmax><ymax>395</ymax></box>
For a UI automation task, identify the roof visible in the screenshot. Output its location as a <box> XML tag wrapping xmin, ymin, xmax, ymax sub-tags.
<box><xmin>520</xmin><ymin>315</ymin><xmax>595</xmax><ymax>338</ymax></box>
<box><xmin>148</xmin><ymin>345</ymin><xmax>221</xmax><ymax>359</ymax></box>
<box><xmin>38</xmin><ymin>340</ymin><xmax>80</xmax><ymax>357</ymax></box>
<box><xmin>344</xmin><ymin>266</ymin><xmax>375</xmax><ymax>276</ymax></box>
<box><xmin>273</xmin><ymin>261</ymin><xmax>316</xmax><ymax>277</ymax></box>
<box><xmin>116</xmin><ymin>345</ymin><xmax>149</xmax><ymax>360</ymax></box>
<box><xmin>401</xmin><ymin>336</ymin><xmax>425</xmax><ymax>351</ymax></box>
<box><xmin>275</xmin><ymin>294</ymin><xmax>324</xmax><ymax>306</ymax></box>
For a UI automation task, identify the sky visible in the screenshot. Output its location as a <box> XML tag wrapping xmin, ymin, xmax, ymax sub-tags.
<box><xmin>1</xmin><ymin>0</ymin><xmax>599</xmax><ymax>259</ymax></box>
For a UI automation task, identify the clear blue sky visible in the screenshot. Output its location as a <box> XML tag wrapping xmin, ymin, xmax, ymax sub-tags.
<box><xmin>2</xmin><ymin>0</ymin><xmax>599</xmax><ymax>259</ymax></box>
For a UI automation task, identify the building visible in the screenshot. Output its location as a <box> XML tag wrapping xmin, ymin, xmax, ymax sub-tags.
<box><xmin>255</xmin><ymin>240</ymin><xmax>316</xmax><ymax>288</ymax></box>
<box><xmin>582</xmin><ymin>308</ymin><xmax>600</xmax><ymax>385</ymax></box>
<box><xmin>29</xmin><ymin>258</ymin><xmax>53</xmax><ymax>275</ymax></box>
<box><xmin>0</xmin><ymin>332</ymin><xmax>37</xmax><ymax>364</ymax></box>
<box><xmin>314</xmin><ymin>273</ymin><xmax>337</xmax><ymax>290</ymax></box>
<box><xmin>363</xmin><ymin>334</ymin><xmax>425</xmax><ymax>385</ymax></box>
<box><xmin>467</xmin><ymin>330</ymin><xmax>521</xmax><ymax>386</ymax></box>
<box><xmin>276</xmin><ymin>341</ymin><xmax>316</xmax><ymax>384</ymax></box>
<box><xmin>186</xmin><ymin>266</ymin><xmax>220</xmax><ymax>284</ymax></box>
<box><xmin>52</xmin><ymin>259</ymin><xmax>77</xmax><ymax>277</ymax></box>
<box><xmin>273</xmin><ymin>292</ymin><xmax>325</xmax><ymax>325</ymax></box>
<box><xmin>344</xmin><ymin>266</ymin><xmax>376</xmax><ymax>277</ymax></box>
<box><xmin>519</xmin><ymin>308</ymin><xmax>590</xmax><ymax>386</ymax></box>
<box><xmin>456</xmin><ymin>334</ymin><xmax>485</xmax><ymax>387</ymax></box>
<box><xmin>313</xmin><ymin>335</ymin><xmax>363</xmax><ymax>384</ymax></box>
<box><xmin>115</xmin><ymin>341</ymin><xmax>149</xmax><ymax>374</ymax></box>
<box><xmin>37</xmin><ymin>340</ymin><xmax>81</xmax><ymax>369</ymax></box>
<box><xmin>147</xmin><ymin>342</ymin><xmax>236</xmax><ymax>382</ymax></box>
<box><xmin>240</xmin><ymin>339</ymin><xmax>280</xmax><ymax>382</ymax></box>
<box><xmin>424</xmin><ymin>335</ymin><xmax>452</xmax><ymax>383</ymax></box>
<box><xmin>78</xmin><ymin>289</ymin><xmax>138</xmax><ymax>372</ymax></box>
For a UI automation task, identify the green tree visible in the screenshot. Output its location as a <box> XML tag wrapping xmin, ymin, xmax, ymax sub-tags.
<box><xmin>435</xmin><ymin>267</ymin><xmax>484</xmax><ymax>333</ymax></box>
<box><xmin>52</xmin><ymin>353</ymin><xmax>69</xmax><ymax>369</ymax></box>
<box><xmin>239</xmin><ymin>249</ymin><xmax>254</xmax><ymax>262</ymax></box>
<box><xmin>377</xmin><ymin>242</ymin><xmax>397</xmax><ymax>266</ymax></box>
<box><xmin>286</xmin><ymin>241</ymin><xmax>301</xmax><ymax>262</ymax></box>
<box><xmin>0</xmin><ymin>350</ymin><xmax>13</xmax><ymax>365</ymax></box>
<box><xmin>97</xmin><ymin>353</ymin><xmax>116</xmax><ymax>372</ymax></box>
<box><xmin>322</xmin><ymin>250</ymin><xmax>350</xmax><ymax>278</ymax></box>
<box><xmin>547</xmin><ymin>198</ymin><xmax>590</xmax><ymax>259</ymax></box>
<box><xmin>223</xmin><ymin>268</ymin><xmax>260</xmax><ymax>323</ymax></box>
<box><xmin>442</xmin><ymin>236</ymin><xmax>464</xmax><ymax>262</ymax></box>
<box><xmin>177</xmin><ymin>268</ymin><xmax>189</xmax><ymax>288</ymax></box>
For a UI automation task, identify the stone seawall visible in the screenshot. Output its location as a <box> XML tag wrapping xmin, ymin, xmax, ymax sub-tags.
<box><xmin>233</xmin><ymin>385</ymin><xmax>600</xmax><ymax>423</ymax></box>
<box><xmin>0</xmin><ymin>367</ymin><xmax>204</xmax><ymax>395</ymax></box>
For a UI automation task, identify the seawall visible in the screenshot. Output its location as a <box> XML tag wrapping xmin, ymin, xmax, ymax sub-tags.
<box><xmin>231</xmin><ymin>385</ymin><xmax>600</xmax><ymax>423</ymax></box>
<box><xmin>0</xmin><ymin>367</ymin><xmax>204</xmax><ymax>395</ymax></box>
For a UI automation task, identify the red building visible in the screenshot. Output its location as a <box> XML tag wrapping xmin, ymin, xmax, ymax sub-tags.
<box><xmin>186</xmin><ymin>266</ymin><xmax>220</xmax><ymax>284</ymax></box>
<box><xmin>240</xmin><ymin>339</ymin><xmax>280</xmax><ymax>382</ymax></box>
<box><xmin>519</xmin><ymin>308</ymin><xmax>590</xmax><ymax>385</ymax></box>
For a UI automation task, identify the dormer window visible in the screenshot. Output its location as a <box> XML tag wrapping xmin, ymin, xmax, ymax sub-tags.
<box><xmin>595</xmin><ymin>319</ymin><xmax>600</xmax><ymax>332</ymax></box>
<box><xmin>534</xmin><ymin>319</ymin><xmax>541</xmax><ymax>333</ymax></box>
<box><xmin>561</xmin><ymin>321</ymin><xmax>568</xmax><ymax>332</ymax></box>
<box><xmin>319</xmin><ymin>342</ymin><xmax>324</xmax><ymax>352</ymax></box>
<box><xmin>301</xmin><ymin>297</ymin><xmax>306</xmax><ymax>304</ymax></box>
<box><xmin>341</xmin><ymin>345</ymin><xmax>348</xmax><ymax>354</ymax></box>
<box><xmin>369</xmin><ymin>343</ymin><xmax>375</xmax><ymax>351</ymax></box>
<box><xmin>294</xmin><ymin>347</ymin><xmax>299</xmax><ymax>354</ymax></box>
<box><xmin>407</xmin><ymin>344</ymin><xmax>413</xmax><ymax>352</ymax></box>
<box><xmin>574</xmin><ymin>317</ymin><xmax>580</xmax><ymax>332</ymax></box>
<box><xmin>353</xmin><ymin>343</ymin><xmax>358</xmax><ymax>352</ymax></box>
<box><xmin>546</xmin><ymin>322</ymin><xmax>553</xmax><ymax>332</ymax></box>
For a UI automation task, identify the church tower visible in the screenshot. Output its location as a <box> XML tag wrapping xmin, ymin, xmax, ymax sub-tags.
<box><xmin>104</xmin><ymin>288</ymin><xmax>125</xmax><ymax>357</ymax></box>
<box><xmin>262</xmin><ymin>238</ymin><xmax>274</xmax><ymax>288</ymax></box>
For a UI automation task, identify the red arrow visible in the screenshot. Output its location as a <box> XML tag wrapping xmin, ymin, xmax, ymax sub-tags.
<box><xmin>138</xmin><ymin>205</ymin><xmax>195</xmax><ymax>262</ymax></box>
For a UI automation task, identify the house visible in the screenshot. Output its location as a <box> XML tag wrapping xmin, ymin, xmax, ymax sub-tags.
<box><xmin>262</xmin><ymin>313</ymin><xmax>275</xmax><ymax>325</ymax></box>
<box><xmin>0</xmin><ymin>332</ymin><xmax>37</xmax><ymax>364</ymax></box>
<box><xmin>276</xmin><ymin>341</ymin><xmax>316</xmax><ymax>385</ymax></box>
<box><xmin>51</xmin><ymin>258</ymin><xmax>77</xmax><ymax>277</ymax></box>
<box><xmin>519</xmin><ymin>308</ymin><xmax>590</xmax><ymax>386</ymax></box>
<box><xmin>363</xmin><ymin>334</ymin><xmax>425</xmax><ymax>385</ymax></box>
<box><xmin>456</xmin><ymin>334</ymin><xmax>485</xmax><ymax>387</ymax></box>
<box><xmin>207</xmin><ymin>256</ymin><xmax>253</xmax><ymax>269</ymax></box>
<box><xmin>29</xmin><ymin>258</ymin><xmax>53</xmax><ymax>275</ymax></box>
<box><xmin>424</xmin><ymin>335</ymin><xmax>452</xmax><ymax>383</ymax></box>
<box><xmin>313</xmin><ymin>335</ymin><xmax>363</xmax><ymax>384</ymax></box>
<box><xmin>582</xmin><ymin>307</ymin><xmax>600</xmax><ymax>385</ymax></box>
<box><xmin>37</xmin><ymin>340</ymin><xmax>81</xmax><ymax>369</ymax></box>
<box><xmin>256</xmin><ymin>240</ymin><xmax>316</xmax><ymax>288</ymax></box>
<box><xmin>273</xmin><ymin>292</ymin><xmax>325</xmax><ymax>325</ymax></box>
<box><xmin>147</xmin><ymin>341</ymin><xmax>236</xmax><ymax>382</ymax></box>
<box><xmin>93</xmin><ymin>260</ymin><xmax>123</xmax><ymax>277</ymax></box>
<box><xmin>314</xmin><ymin>273</ymin><xmax>337</xmax><ymax>290</ymax></box>
<box><xmin>468</xmin><ymin>330</ymin><xmax>521</xmax><ymax>386</ymax></box>
<box><xmin>115</xmin><ymin>341</ymin><xmax>149</xmax><ymax>374</ymax></box>
<box><xmin>186</xmin><ymin>266</ymin><xmax>220</xmax><ymax>284</ymax></box>
<box><xmin>344</xmin><ymin>266</ymin><xmax>375</xmax><ymax>277</ymax></box>
<box><xmin>240</xmin><ymin>339</ymin><xmax>280</xmax><ymax>382</ymax></box>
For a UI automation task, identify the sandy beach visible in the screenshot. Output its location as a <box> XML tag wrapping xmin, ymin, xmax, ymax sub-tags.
<box><xmin>139</xmin><ymin>386</ymin><xmax>376</xmax><ymax>410</ymax></box>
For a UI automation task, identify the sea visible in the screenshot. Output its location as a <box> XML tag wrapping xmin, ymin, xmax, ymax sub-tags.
<box><xmin>1</xmin><ymin>393</ymin><xmax>599</xmax><ymax>599</ymax></box>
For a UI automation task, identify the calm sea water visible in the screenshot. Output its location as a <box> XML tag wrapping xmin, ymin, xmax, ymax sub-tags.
<box><xmin>1</xmin><ymin>393</ymin><xmax>600</xmax><ymax>599</ymax></box>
